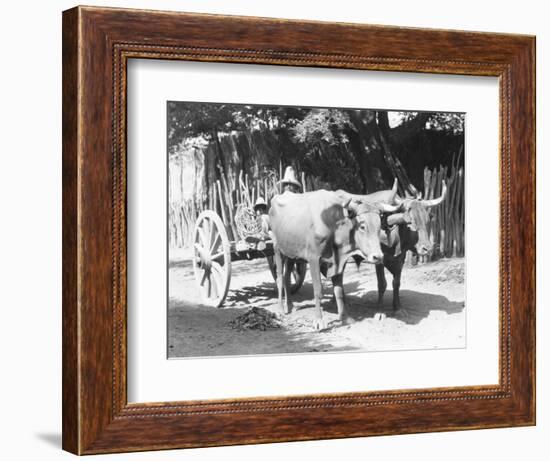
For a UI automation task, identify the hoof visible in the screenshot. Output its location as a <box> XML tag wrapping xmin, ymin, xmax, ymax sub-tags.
<box><xmin>374</xmin><ymin>312</ymin><xmax>386</xmax><ymax>322</ymax></box>
<box><xmin>341</xmin><ymin>316</ymin><xmax>355</xmax><ymax>326</ymax></box>
<box><xmin>314</xmin><ymin>318</ymin><xmax>327</xmax><ymax>331</ymax></box>
<box><xmin>329</xmin><ymin>317</ymin><xmax>355</xmax><ymax>329</ymax></box>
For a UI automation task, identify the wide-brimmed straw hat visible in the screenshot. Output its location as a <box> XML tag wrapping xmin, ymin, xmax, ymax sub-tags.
<box><xmin>278</xmin><ymin>166</ymin><xmax>302</xmax><ymax>189</ymax></box>
<box><xmin>253</xmin><ymin>196</ymin><xmax>268</xmax><ymax>211</ymax></box>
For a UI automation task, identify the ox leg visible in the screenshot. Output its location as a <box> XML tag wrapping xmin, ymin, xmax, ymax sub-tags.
<box><xmin>309</xmin><ymin>259</ymin><xmax>325</xmax><ymax>330</ymax></box>
<box><xmin>274</xmin><ymin>250</ymin><xmax>285</xmax><ymax>315</ymax></box>
<box><xmin>282</xmin><ymin>259</ymin><xmax>293</xmax><ymax>314</ymax></box>
<box><xmin>332</xmin><ymin>272</ymin><xmax>348</xmax><ymax>324</ymax></box>
<box><xmin>376</xmin><ymin>264</ymin><xmax>387</xmax><ymax>307</ymax></box>
<box><xmin>391</xmin><ymin>264</ymin><xmax>403</xmax><ymax>311</ymax></box>
<box><xmin>392</xmin><ymin>271</ymin><xmax>402</xmax><ymax>310</ymax></box>
<box><xmin>385</xmin><ymin>256</ymin><xmax>410</xmax><ymax>319</ymax></box>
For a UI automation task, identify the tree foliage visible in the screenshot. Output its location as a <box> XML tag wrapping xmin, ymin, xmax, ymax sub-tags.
<box><xmin>291</xmin><ymin>109</ymin><xmax>351</xmax><ymax>145</ymax></box>
<box><xmin>168</xmin><ymin>101</ymin><xmax>465</xmax><ymax>197</ymax></box>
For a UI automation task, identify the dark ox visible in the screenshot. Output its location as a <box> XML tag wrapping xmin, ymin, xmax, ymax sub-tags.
<box><xmin>376</xmin><ymin>181</ymin><xmax>447</xmax><ymax>311</ymax></box>
<box><xmin>269</xmin><ymin>189</ymin><xmax>399</xmax><ymax>329</ymax></box>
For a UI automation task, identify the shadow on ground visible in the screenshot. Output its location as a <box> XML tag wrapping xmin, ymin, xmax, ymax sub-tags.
<box><xmin>168</xmin><ymin>274</ymin><xmax>465</xmax><ymax>358</ymax></box>
<box><xmin>226</xmin><ymin>279</ymin><xmax>464</xmax><ymax>326</ymax></box>
<box><xmin>224</xmin><ymin>281</ymin><xmax>278</xmax><ymax>305</ymax></box>
<box><xmin>169</xmin><ymin>258</ymin><xmax>192</xmax><ymax>270</ymax></box>
<box><xmin>169</xmin><ymin>256</ymin><xmax>275</xmax><ymax>276</ymax></box>
<box><xmin>168</xmin><ymin>295</ymin><xmax>356</xmax><ymax>358</ymax></box>
<box><xmin>346</xmin><ymin>287</ymin><xmax>464</xmax><ymax>326</ymax></box>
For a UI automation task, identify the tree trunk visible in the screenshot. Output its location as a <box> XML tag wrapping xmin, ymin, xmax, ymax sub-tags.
<box><xmin>376</xmin><ymin>111</ymin><xmax>419</xmax><ymax>196</ymax></box>
<box><xmin>346</xmin><ymin>111</ymin><xmax>378</xmax><ymax>193</ymax></box>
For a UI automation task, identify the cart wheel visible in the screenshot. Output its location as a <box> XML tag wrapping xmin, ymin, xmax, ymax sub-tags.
<box><xmin>193</xmin><ymin>210</ymin><xmax>231</xmax><ymax>307</ymax></box>
<box><xmin>267</xmin><ymin>256</ymin><xmax>307</xmax><ymax>294</ymax></box>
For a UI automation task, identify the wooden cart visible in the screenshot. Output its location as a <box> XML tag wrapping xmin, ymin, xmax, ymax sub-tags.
<box><xmin>192</xmin><ymin>209</ymin><xmax>307</xmax><ymax>307</ymax></box>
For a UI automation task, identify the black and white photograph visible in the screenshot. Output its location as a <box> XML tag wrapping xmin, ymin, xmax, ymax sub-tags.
<box><xmin>167</xmin><ymin>101</ymin><xmax>465</xmax><ymax>358</ymax></box>
<box><xmin>0</xmin><ymin>0</ymin><xmax>542</xmax><ymax>458</ymax></box>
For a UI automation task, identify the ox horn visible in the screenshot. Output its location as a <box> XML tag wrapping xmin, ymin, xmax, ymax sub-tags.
<box><xmin>393</xmin><ymin>192</ymin><xmax>411</xmax><ymax>207</ymax></box>
<box><xmin>421</xmin><ymin>180</ymin><xmax>447</xmax><ymax>207</ymax></box>
<box><xmin>388</xmin><ymin>178</ymin><xmax>398</xmax><ymax>203</ymax></box>
<box><xmin>341</xmin><ymin>196</ymin><xmax>353</xmax><ymax>209</ymax></box>
<box><xmin>377</xmin><ymin>202</ymin><xmax>402</xmax><ymax>213</ymax></box>
<box><xmin>335</xmin><ymin>190</ymin><xmax>354</xmax><ymax>209</ymax></box>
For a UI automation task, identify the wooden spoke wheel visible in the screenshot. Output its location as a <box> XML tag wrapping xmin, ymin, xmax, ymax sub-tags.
<box><xmin>192</xmin><ymin>210</ymin><xmax>231</xmax><ymax>307</ymax></box>
<box><xmin>267</xmin><ymin>256</ymin><xmax>307</xmax><ymax>294</ymax></box>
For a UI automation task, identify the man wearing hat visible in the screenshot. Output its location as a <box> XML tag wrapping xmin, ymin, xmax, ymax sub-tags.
<box><xmin>279</xmin><ymin>166</ymin><xmax>302</xmax><ymax>194</ymax></box>
<box><xmin>253</xmin><ymin>196</ymin><xmax>271</xmax><ymax>248</ymax></box>
<box><xmin>273</xmin><ymin>166</ymin><xmax>302</xmax><ymax>280</ymax></box>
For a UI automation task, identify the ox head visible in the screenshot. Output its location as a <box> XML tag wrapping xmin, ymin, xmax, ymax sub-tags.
<box><xmin>345</xmin><ymin>199</ymin><xmax>401</xmax><ymax>264</ymax></box>
<box><xmin>393</xmin><ymin>181</ymin><xmax>447</xmax><ymax>256</ymax></box>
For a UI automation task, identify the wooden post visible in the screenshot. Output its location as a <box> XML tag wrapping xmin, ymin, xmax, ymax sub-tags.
<box><xmin>213</xmin><ymin>183</ymin><xmax>218</xmax><ymax>216</ymax></box>
<box><xmin>216</xmin><ymin>180</ymin><xmax>228</xmax><ymax>228</ymax></box>
<box><xmin>219</xmin><ymin>168</ymin><xmax>238</xmax><ymax>241</ymax></box>
<box><xmin>240</xmin><ymin>173</ymin><xmax>252</xmax><ymax>208</ymax></box>
<box><xmin>238</xmin><ymin>170</ymin><xmax>243</xmax><ymax>207</ymax></box>
<box><xmin>279</xmin><ymin>161</ymin><xmax>283</xmax><ymax>194</ymax></box>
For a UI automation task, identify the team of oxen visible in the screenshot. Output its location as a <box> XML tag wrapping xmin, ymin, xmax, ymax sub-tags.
<box><xmin>269</xmin><ymin>179</ymin><xmax>447</xmax><ymax>330</ymax></box>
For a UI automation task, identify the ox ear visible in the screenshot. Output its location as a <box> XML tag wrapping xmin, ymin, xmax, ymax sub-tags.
<box><xmin>387</xmin><ymin>213</ymin><xmax>408</xmax><ymax>226</ymax></box>
<box><xmin>342</xmin><ymin>195</ymin><xmax>362</xmax><ymax>210</ymax></box>
<box><xmin>335</xmin><ymin>190</ymin><xmax>355</xmax><ymax>210</ymax></box>
<box><xmin>348</xmin><ymin>199</ymin><xmax>363</xmax><ymax>215</ymax></box>
<box><xmin>393</xmin><ymin>194</ymin><xmax>413</xmax><ymax>210</ymax></box>
<box><xmin>341</xmin><ymin>196</ymin><xmax>362</xmax><ymax>218</ymax></box>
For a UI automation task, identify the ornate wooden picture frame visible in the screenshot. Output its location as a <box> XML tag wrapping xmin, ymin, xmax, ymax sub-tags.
<box><xmin>62</xmin><ymin>5</ymin><xmax>535</xmax><ymax>455</ymax></box>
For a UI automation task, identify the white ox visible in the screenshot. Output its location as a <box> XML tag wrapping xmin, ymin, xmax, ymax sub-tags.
<box><xmin>269</xmin><ymin>188</ymin><xmax>399</xmax><ymax>329</ymax></box>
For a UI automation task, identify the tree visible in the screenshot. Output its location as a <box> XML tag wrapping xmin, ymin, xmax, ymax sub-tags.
<box><xmin>168</xmin><ymin>102</ymin><xmax>465</xmax><ymax>203</ymax></box>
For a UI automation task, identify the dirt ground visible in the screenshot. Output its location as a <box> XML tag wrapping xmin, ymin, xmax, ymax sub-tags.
<box><xmin>168</xmin><ymin>250</ymin><xmax>465</xmax><ymax>358</ymax></box>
